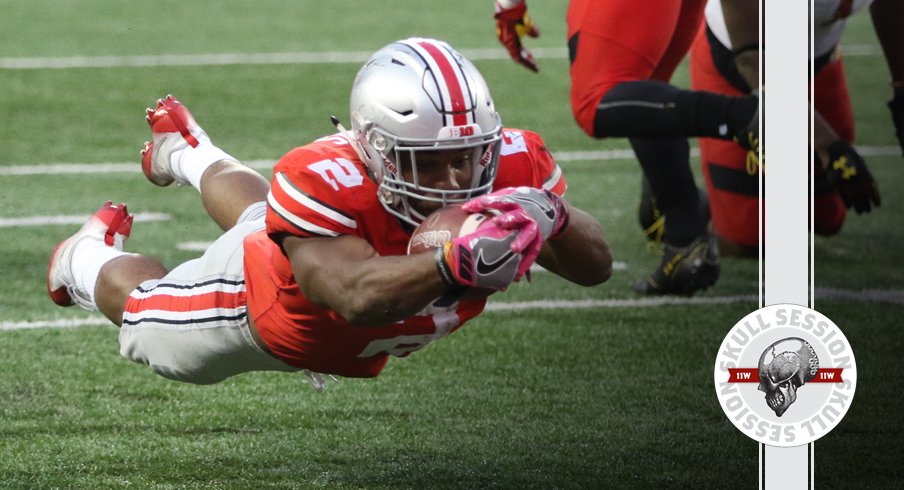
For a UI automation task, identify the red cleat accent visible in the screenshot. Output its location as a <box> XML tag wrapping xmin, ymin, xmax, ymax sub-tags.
<box><xmin>140</xmin><ymin>95</ymin><xmax>210</xmax><ymax>187</ymax></box>
<box><xmin>47</xmin><ymin>201</ymin><xmax>133</xmax><ymax>308</ymax></box>
<box><xmin>146</xmin><ymin>95</ymin><xmax>200</xmax><ymax>148</ymax></box>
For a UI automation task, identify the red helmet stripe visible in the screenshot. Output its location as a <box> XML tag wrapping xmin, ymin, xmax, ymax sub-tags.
<box><xmin>416</xmin><ymin>41</ymin><xmax>471</xmax><ymax>127</ymax></box>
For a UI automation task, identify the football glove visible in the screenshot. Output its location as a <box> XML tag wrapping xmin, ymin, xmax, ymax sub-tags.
<box><xmin>462</xmin><ymin>186</ymin><xmax>569</xmax><ymax>240</ymax></box>
<box><xmin>889</xmin><ymin>93</ymin><xmax>904</xmax><ymax>157</ymax></box>
<box><xmin>494</xmin><ymin>0</ymin><xmax>540</xmax><ymax>72</ymax></box>
<box><xmin>435</xmin><ymin>209</ymin><xmax>542</xmax><ymax>290</ymax></box>
<box><xmin>826</xmin><ymin>140</ymin><xmax>881</xmax><ymax>214</ymax></box>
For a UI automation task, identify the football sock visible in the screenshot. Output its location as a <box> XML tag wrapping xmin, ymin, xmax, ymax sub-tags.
<box><xmin>594</xmin><ymin>80</ymin><xmax>758</xmax><ymax>140</ymax></box>
<box><xmin>69</xmin><ymin>237</ymin><xmax>131</xmax><ymax>307</ymax></box>
<box><xmin>171</xmin><ymin>143</ymin><xmax>237</xmax><ymax>193</ymax></box>
<box><xmin>629</xmin><ymin>136</ymin><xmax>705</xmax><ymax>247</ymax></box>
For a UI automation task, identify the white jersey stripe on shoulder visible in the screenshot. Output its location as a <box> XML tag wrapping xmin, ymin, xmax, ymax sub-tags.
<box><xmin>274</xmin><ymin>172</ymin><xmax>357</xmax><ymax>229</ymax></box>
<box><xmin>267</xmin><ymin>191</ymin><xmax>340</xmax><ymax>237</ymax></box>
<box><xmin>542</xmin><ymin>165</ymin><xmax>564</xmax><ymax>191</ymax></box>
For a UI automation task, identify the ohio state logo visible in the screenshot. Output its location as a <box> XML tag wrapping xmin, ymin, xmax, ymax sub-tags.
<box><xmin>714</xmin><ymin>304</ymin><xmax>857</xmax><ymax>447</ymax></box>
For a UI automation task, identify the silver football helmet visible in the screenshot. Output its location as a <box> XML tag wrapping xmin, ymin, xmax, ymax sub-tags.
<box><xmin>350</xmin><ymin>37</ymin><xmax>503</xmax><ymax>226</ymax></box>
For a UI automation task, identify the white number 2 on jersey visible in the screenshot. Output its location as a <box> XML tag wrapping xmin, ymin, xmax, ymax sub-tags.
<box><xmin>308</xmin><ymin>158</ymin><xmax>364</xmax><ymax>191</ymax></box>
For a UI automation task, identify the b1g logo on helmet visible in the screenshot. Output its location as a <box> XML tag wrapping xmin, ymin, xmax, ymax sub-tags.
<box><xmin>713</xmin><ymin>304</ymin><xmax>856</xmax><ymax>447</ymax></box>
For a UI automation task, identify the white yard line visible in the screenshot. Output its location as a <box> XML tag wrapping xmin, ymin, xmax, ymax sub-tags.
<box><xmin>0</xmin><ymin>212</ymin><xmax>170</xmax><ymax>228</ymax></box>
<box><xmin>0</xmin><ymin>160</ymin><xmax>274</xmax><ymax>176</ymax></box>
<box><xmin>0</xmin><ymin>45</ymin><xmax>879</xmax><ymax>70</ymax></box>
<box><xmin>2</xmin><ymin>146</ymin><xmax>901</xmax><ymax>177</ymax></box>
<box><xmin>2</xmin><ymin>288</ymin><xmax>901</xmax><ymax>331</ymax></box>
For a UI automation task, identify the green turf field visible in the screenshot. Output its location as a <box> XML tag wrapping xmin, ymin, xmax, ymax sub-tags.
<box><xmin>1</xmin><ymin>2</ymin><xmax>902</xmax><ymax>488</ymax></box>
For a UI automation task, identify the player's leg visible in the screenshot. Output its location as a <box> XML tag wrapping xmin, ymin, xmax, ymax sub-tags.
<box><xmin>142</xmin><ymin>96</ymin><xmax>270</xmax><ymax>232</ymax></box>
<box><xmin>567</xmin><ymin>0</ymin><xmax>720</xmax><ymax>294</ymax></box>
<box><xmin>567</xmin><ymin>0</ymin><xmax>757</xmax><ymax>142</ymax></box>
<box><xmin>813</xmin><ymin>55</ymin><xmax>853</xmax><ymax>235</ymax></box>
<box><xmin>116</xmin><ymin>214</ymin><xmax>299</xmax><ymax>385</ymax></box>
<box><xmin>632</xmin><ymin>0</ymin><xmax>710</xmax><ymax>248</ymax></box>
<box><xmin>690</xmin><ymin>23</ymin><xmax>760</xmax><ymax>256</ymax></box>
<box><xmin>47</xmin><ymin>201</ymin><xmax>168</xmax><ymax>325</ymax></box>
<box><xmin>650</xmin><ymin>0</ymin><xmax>708</xmax><ymax>83</ymax></box>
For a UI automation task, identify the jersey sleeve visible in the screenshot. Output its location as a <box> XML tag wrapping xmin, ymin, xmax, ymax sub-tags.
<box><xmin>265</xmin><ymin>144</ymin><xmax>365</xmax><ymax>241</ymax></box>
<box><xmin>494</xmin><ymin>128</ymin><xmax>567</xmax><ymax>196</ymax></box>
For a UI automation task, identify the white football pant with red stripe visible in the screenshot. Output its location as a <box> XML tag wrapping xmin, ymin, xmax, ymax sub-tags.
<box><xmin>118</xmin><ymin>202</ymin><xmax>299</xmax><ymax>384</ymax></box>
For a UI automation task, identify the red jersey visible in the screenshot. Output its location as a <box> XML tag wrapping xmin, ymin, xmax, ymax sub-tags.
<box><xmin>243</xmin><ymin>128</ymin><xmax>566</xmax><ymax>378</ymax></box>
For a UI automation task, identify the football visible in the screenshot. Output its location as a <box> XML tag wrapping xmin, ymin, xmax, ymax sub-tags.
<box><xmin>407</xmin><ymin>204</ymin><xmax>495</xmax><ymax>301</ymax></box>
<box><xmin>407</xmin><ymin>204</ymin><xmax>491</xmax><ymax>255</ymax></box>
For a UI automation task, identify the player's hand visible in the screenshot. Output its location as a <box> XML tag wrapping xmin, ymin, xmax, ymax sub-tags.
<box><xmin>494</xmin><ymin>1</ymin><xmax>540</xmax><ymax>72</ymax></box>
<box><xmin>826</xmin><ymin>140</ymin><xmax>881</xmax><ymax>214</ymax></box>
<box><xmin>435</xmin><ymin>209</ymin><xmax>541</xmax><ymax>290</ymax></box>
<box><xmin>888</xmin><ymin>93</ymin><xmax>904</xmax><ymax>157</ymax></box>
<box><xmin>463</xmin><ymin>186</ymin><xmax>569</xmax><ymax>240</ymax></box>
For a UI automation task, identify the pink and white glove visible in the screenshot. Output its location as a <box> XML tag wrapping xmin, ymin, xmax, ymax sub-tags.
<box><xmin>462</xmin><ymin>186</ymin><xmax>570</xmax><ymax>240</ymax></box>
<box><xmin>435</xmin><ymin>209</ymin><xmax>541</xmax><ymax>290</ymax></box>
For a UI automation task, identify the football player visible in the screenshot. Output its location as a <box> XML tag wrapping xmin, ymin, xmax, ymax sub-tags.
<box><xmin>689</xmin><ymin>0</ymin><xmax>891</xmax><ymax>255</ymax></box>
<box><xmin>46</xmin><ymin>38</ymin><xmax>612</xmax><ymax>386</ymax></box>
<box><xmin>494</xmin><ymin>0</ymin><xmax>759</xmax><ymax>295</ymax></box>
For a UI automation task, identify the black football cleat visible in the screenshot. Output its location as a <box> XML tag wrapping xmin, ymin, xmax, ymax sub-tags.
<box><xmin>633</xmin><ymin>234</ymin><xmax>720</xmax><ymax>296</ymax></box>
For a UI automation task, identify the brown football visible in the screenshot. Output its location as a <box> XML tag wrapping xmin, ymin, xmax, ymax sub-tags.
<box><xmin>407</xmin><ymin>204</ymin><xmax>495</xmax><ymax>301</ymax></box>
<box><xmin>407</xmin><ymin>205</ymin><xmax>490</xmax><ymax>254</ymax></box>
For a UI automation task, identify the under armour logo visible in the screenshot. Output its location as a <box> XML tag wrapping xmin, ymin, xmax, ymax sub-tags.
<box><xmin>833</xmin><ymin>156</ymin><xmax>857</xmax><ymax>180</ymax></box>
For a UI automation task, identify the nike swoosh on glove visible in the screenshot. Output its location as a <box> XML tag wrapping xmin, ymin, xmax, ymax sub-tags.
<box><xmin>435</xmin><ymin>209</ymin><xmax>541</xmax><ymax>290</ymax></box>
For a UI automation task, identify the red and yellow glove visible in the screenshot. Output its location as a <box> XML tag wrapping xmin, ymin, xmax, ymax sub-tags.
<box><xmin>494</xmin><ymin>0</ymin><xmax>540</xmax><ymax>72</ymax></box>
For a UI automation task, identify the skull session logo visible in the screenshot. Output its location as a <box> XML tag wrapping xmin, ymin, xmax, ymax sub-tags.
<box><xmin>714</xmin><ymin>305</ymin><xmax>857</xmax><ymax>447</ymax></box>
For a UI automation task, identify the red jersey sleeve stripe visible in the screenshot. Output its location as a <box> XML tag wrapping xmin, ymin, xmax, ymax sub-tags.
<box><xmin>274</xmin><ymin>172</ymin><xmax>357</xmax><ymax>229</ymax></box>
<box><xmin>267</xmin><ymin>191</ymin><xmax>340</xmax><ymax>237</ymax></box>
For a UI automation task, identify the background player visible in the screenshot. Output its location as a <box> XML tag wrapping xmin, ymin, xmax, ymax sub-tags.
<box><xmin>46</xmin><ymin>38</ymin><xmax>612</xmax><ymax>386</ymax></box>
<box><xmin>690</xmin><ymin>0</ymin><xmax>891</xmax><ymax>255</ymax></box>
<box><xmin>494</xmin><ymin>0</ymin><xmax>760</xmax><ymax>295</ymax></box>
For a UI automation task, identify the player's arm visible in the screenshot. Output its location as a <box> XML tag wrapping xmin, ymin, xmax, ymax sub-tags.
<box><xmin>535</xmin><ymin>202</ymin><xmax>612</xmax><ymax>287</ymax></box>
<box><xmin>721</xmin><ymin>0</ymin><xmax>760</xmax><ymax>91</ymax></box>
<box><xmin>463</xmin><ymin>187</ymin><xmax>612</xmax><ymax>287</ymax></box>
<box><xmin>494</xmin><ymin>0</ymin><xmax>540</xmax><ymax>72</ymax></box>
<box><xmin>813</xmin><ymin>112</ymin><xmax>881</xmax><ymax>214</ymax></box>
<box><xmin>282</xmin><ymin>234</ymin><xmax>447</xmax><ymax>326</ymax></box>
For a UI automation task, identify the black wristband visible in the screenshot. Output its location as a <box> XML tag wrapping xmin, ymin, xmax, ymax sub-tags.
<box><xmin>546</xmin><ymin>190</ymin><xmax>570</xmax><ymax>238</ymax></box>
<box><xmin>552</xmin><ymin>211</ymin><xmax>570</xmax><ymax>238</ymax></box>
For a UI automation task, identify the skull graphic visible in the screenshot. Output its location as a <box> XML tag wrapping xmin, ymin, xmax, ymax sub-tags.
<box><xmin>757</xmin><ymin>338</ymin><xmax>819</xmax><ymax>417</ymax></box>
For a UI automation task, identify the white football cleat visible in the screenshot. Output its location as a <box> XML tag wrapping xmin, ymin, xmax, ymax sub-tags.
<box><xmin>140</xmin><ymin>95</ymin><xmax>211</xmax><ymax>186</ymax></box>
<box><xmin>47</xmin><ymin>201</ymin><xmax>133</xmax><ymax>310</ymax></box>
